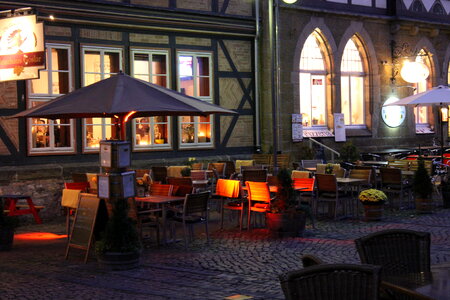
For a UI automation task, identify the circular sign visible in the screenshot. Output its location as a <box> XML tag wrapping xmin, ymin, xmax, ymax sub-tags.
<box><xmin>381</xmin><ymin>97</ymin><xmax>406</xmax><ymax>128</ymax></box>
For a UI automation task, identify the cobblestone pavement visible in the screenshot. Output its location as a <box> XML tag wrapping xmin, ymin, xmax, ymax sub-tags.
<box><xmin>1</xmin><ymin>208</ymin><xmax>450</xmax><ymax>300</ymax></box>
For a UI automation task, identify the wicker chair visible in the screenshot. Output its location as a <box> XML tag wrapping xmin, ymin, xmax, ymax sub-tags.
<box><xmin>355</xmin><ymin>229</ymin><xmax>431</xmax><ymax>277</ymax></box>
<box><xmin>301</xmin><ymin>254</ymin><xmax>324</xmax><ymax>268</ymax></box>
<box><xmin>279</xmin><ymin>264</ymin><xmax>381</xmax><ymax>300</ymax></box>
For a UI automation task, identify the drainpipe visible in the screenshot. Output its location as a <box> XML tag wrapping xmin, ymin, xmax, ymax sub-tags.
<box><xmin>254</xmin><ymin>0</ymin><xmax>261</xmax><ymax>151</ymax></box>
<box><xmin>271</xmin><ymin>0</ymin><xmax>280</xmax><ymax>174</ymax></box>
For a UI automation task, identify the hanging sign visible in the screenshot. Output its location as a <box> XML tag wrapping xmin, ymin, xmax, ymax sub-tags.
<box><xmin>0</xmin><ymin>14</ymin><xmax>45</xmax><ymax>82</ymax></box>
<box><xmin>334</xmin><ymin>113</ymin><xmax>346</xmax><ymax>142</ymax></box>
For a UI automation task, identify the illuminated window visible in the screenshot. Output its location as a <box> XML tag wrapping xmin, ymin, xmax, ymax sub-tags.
<box><xmin>448</xmin><ymin>63</ymin><xmax>450</xmax><ymax>85</ymax></box>
<box><xmin>177</xmin><ymin>52</ymin><xmax>213</xmax><ymax>147</ymax></box>
<box><xmin>81</xmin><ymin>46</ymin><xmax>122</xmax><ymax>151</ymax></box>
<box><xmin>28</xmin><ymin>44</ymin><xmax>74</xmax><ymax>153</ymax></box>
<box><xmin>341</xmin><ymin>37</ymin><xmax>365</xmax><ymax>126</ymax></box>
<box><xmin>299</xmin><ymin>32</ymin><xmax>327</xmax><ymax>128</ymax></box>
<box><xmin>413</xmin><ymin>49</ymin><xmax>432</xmax><ymax>133</ymax></box>
<box><xmin>131</xmin><ymin>49</ymin><xmax>170</xmax><ymax>149</ymax></box>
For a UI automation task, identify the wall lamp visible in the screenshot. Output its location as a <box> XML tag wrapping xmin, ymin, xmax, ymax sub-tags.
<box><xmin>389</xmin><ymin>40</ymin><xmax>429</xmax><ymax>85</ymax></box>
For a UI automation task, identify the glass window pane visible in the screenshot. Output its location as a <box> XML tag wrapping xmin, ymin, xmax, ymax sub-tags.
<box><xmin>104</xmin><ymin>52</ymin><xmax>120</xmax><ymax>74</ymax></box>
<box><xmin>341</xmin><ymin>76</ymin><xmax>350</xmax><ymax>124</ymax></box>
<box><xmin>198</xmin><ymin>122</ymin><xmax>211</xmax><ymax>143</ymax></box>
<box><xmin>152</xmin><ymin>75</ymin><xmax>167</xmax><ymax>87</ymax></box>
<box><xmin>153</xmin><ymin>54</ymin><xmax>167</xmax><ymax>75</ymax></box>
<box><xmin>350</xmin><ymin>76</ymin><xmax>364</xmax><ymax>125</ymax></box>
<box><xmin>134</xmin><ymin>53</ymin><xmax>149</xmax><ymax>75</ymax></box>
<box><xmin>85</xmin><ymin>51</ymin><xmax>100</xmax><ymax>73</ymax></box>
<box><xmin>54</xmin><ymin>121</ymin><xmax>71</xmax><ymax>148</ymax></box>
<box><xmin>311</xmin><ymin>75</ymin><xmax>326</xmax><ymax>126</ymax></box>
<box><xmin>299</xmin><ymin>73</ymin><xmax>311</xmax><ymax>127</ymax></box>
<box><xmin>52</xmin><ymin>72</ymin><xmax>69</xmax><ymax>94</ymax></box>
<box><xmin>32</xmin><ymin>118</ymin><xmax>50</xmax><ymax>148</ymax></box>
<box><xmin>30</xmin><ymin>71</ymin><xmax>49</xmax><ymax>94</ymax></box>
<box><xmin>197</xmin><ymin>57</ymin><xmax>209</xmax><ymax>76</ymax></box>
<box><xmin>51</xmin><ymin>48</ymin><xmax>69</xmax><ymax>71</ymax></box>
<box><xmin>300</xmin><ymin>33</ymin><xmax>325</xmax><ymax>71</ymax></box>
<box><xmin>136</xmin><ymin>117</ymin><xmax>151</xmax><ymax>146</ymax></box>
<box><xmin>198</xmin><ymin>77</ymin><xmax>210</xmax><ymax>97</ymax></box>
<box><xmin>181</xmin><ymin>123</ymin><xmax>195</xmax><ymax>143</ymax></box>
<box><xmin>342</xmin><ymin>39</ymin><xmax>363</xmax><ymax>72</ymax></box>
<box><xmin>85</xmin><ymin>74</ymin><xmax>100</xmax><ymax>86</ymax></box>
<box><xmin>415</xmin><ymin>106</ymin><xmax>428</xmax><ymax>124</ymax></box>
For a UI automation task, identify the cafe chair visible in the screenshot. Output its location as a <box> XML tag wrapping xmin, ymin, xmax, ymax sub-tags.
<box><xmin>291</xmin><ymin>170</ymin><xmax>310</xmax><ymax>179</ymax></box>
<box><xmin>190</xmin><ymin>170</ymin><xmax>210</xmax><ymax>192</ymax></box>
<box><xmin>301</xmin><ymin>254</ymin><xmax>324</xmax><ymax>268</ymax></box>
<box><xmin>242</xmin><ymin>169</ymin><xmax>268</xmax><ymax>183</ymax></box>
<box><xmin>191</xmin><ymin>162</ymin><xmax>204</xmax><ymax>170</ymax></box>
<box><xmin>129</xmin><ymin>198</ymin><xmax>161</xmax><ymax>245</ymax></box>
<box><xmin>214</xmin><ymin>179</ymin><xmax>244</xmax><ymax>231</ymax></box>
<box><xmin>279</xmin><ymin>264</ymin><xmax>381</xmax><ymax>300</ymax></box>
<box><xmin>349</xmin><ymin>169</ymin><xmax>372</xmax><ymax>188</ymax></box>
<box><xmin>315</xmin><ymin>174</ymin><xmax>351</xmax><ymax>220</ymax></box>
<box><xmin>246</xmin><ymin>181</ymin><xmax>273</xmax><ymax>229</ymax></box>
<box><xmin>379</xmin><ymin>167</ymin><xmax>412</xmax><ymax>208</ymax></box>
<box><xmin>61</xmin><ymin>188</ymin><xmax>82</xmax><ymax>238</ymax></box>
<box><xmin>151</xmin><ymin>166</ymin><xmax>168</xmax><ymax>184</ymax></box>
<box><xmin>218</xmin><ymin>161</ymin><xmax>236</xmax><ymax>179</ymax></box>
<box><xmin>71</xmin><ymin>173</ymin><xmax>88</xmax><ymax>183</ymax></box>
<box><xmin>207</xmin><ymin>163</ymin><xmax>226</xmax><ymax>179</ymax></box>
<box><xmin>355</xmin><ymin>229</ymin><xmax>431</xmax><ymax>277</ymax></box>
<box><xmin>170</xmin><ymin>191</ymin><xmax>210</xmax><ymax>248</ymax></box>
<box><xmin>64</xmin><ymin>181</ymin><xmax>90</xmax><ymax>193</ymax></box>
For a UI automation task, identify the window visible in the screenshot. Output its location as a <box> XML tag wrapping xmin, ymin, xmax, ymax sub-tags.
<box><xmin>28</xmin><ymin>44</ymin><xmax>74</xmax><ymax>153</ymax></box>
<box><xmin>177</xmin><ymin>52</ymin><xmax>213</xmax><ymax>147</ymax></box>
<box><xmin>341</xmin><ymin>38</ymin><xmax>365</xmax><ymax>126</ymax></box>
<box><xmin>299</xmin><ymin>32</ymin><xmax>327</xmax><ymax>128</ymax></box>
<box><xmin>131</xmin><ymin>49</ymin><xmax>170</xmax><ymax>149</ymax></box>
<box><xmin>81</xmin><ymin>46</ymin><xmax>122</xmax><ymax>150</ymax></box>
<box><xmin>413</xmin><ymin>49</ymin><xmax>433</xmax><ymax>133</ymax></box>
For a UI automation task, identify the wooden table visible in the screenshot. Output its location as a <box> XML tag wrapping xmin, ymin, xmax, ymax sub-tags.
<box><xmin>382</xmin><ymin>265</ymin><xmax>450</xmax><ymax>300</ymax></box>
<box><xmin>0</xmin><ymin>195</ymin><xmax>43</xmax><ymax>224</ymax></box>
<box><xmin>135</xmin><ymin>195</ymin><xmax>185</xmax><ymax>243</ymax></box>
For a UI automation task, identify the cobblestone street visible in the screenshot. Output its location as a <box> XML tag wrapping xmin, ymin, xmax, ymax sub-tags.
<box><xmin>1</xmin><ymin>208</ymin><xmax>450</xmax><ymax>300</ymax></box>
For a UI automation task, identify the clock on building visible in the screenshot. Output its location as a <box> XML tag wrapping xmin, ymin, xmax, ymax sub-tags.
<box><xmin>381</xmin><ymin>97</ymin><xmax>406</xmax><ymax>128</ymax></box>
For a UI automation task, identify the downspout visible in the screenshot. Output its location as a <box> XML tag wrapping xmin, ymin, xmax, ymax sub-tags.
<box><xmin>271</xmin><ymin>0</ymin><xmax>279</xmax><ymax>173</ymax></box>
<box><xmin>254</xmin><ymin>0</ymin><xmax>261</xmax><ymax>151</ymax></box>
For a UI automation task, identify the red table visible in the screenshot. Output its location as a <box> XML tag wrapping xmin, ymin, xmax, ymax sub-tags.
<box><xmin>1</xmin><ymin>195</ymin><xmax>43</xmax><ymax>224</ymax></box>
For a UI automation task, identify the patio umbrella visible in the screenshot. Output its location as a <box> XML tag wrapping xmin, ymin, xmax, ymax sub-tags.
<box><xmin>13</xmin><ymin>71</ymin><xmax>237</xmax><ymax>139</ymax></box>
<box><xmin>384</xmin><ymin>85</ymin><xmax>450</xmax><ymax>161</ymax></box>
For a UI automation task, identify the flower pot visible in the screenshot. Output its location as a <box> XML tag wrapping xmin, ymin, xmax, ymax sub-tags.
<box><xmin>363</xmin><ymin>204</ymin><xmax>383</xmax><ymax>221</ymax></box>
<box><xmin>266</xmin><ymin>212</ymin><xmax>306</xmax><ymax>238</ymax></box>
<box><xmin>0</xmin><ymin>227</ymin><xmax>14</xmax><ymax>251</ymax></box>
<box><xmin>97</xmin><ymin>251</ymin><xmax>140</xmax><ymax>270</ymax></box>
<box><xmin>415</xmin><ymin>197</ymin><xmax>433</xmax><ymax>214</ymax></box>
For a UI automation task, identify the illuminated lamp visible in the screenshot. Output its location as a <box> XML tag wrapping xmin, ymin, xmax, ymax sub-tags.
<box><xmin>441</xmin><ymin>106</ymin><xmax>448</xmax><ymax>123</ymax></box>
<box><xmin>381</xmin><ymin>96</ymin><xmax>406</xmax><ymax>128</ymax></box>
<box><xmin>400</xmin><ymin>61</ymin><xmax>429</xmax><ymax>83</ymax></box>
<box><xmin>282</xmin><ymin>0</ymin><xmax>298</xmax><ymax>3</ymax></box>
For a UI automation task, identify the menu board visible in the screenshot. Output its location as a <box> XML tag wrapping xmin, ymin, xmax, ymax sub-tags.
<box><xmin>65</xmin><ymin>193</ymin><xmax>100</xmax><ymax>263</ymax></box>
<box><xmin>292</xmin><ymin>114</ymin><xmax>303</xmax><ymax>142</ymax></box>
<box><xmin>334</xmin><ymin>113</ymin><xmax>346</xmax><ymax>142</ymax></box>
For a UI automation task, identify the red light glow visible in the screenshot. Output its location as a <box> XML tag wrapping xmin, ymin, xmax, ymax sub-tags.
<box><xmin>14</xmin><ymin>232</ymin><xmax>67</xmax><ymax>241</ymax></box>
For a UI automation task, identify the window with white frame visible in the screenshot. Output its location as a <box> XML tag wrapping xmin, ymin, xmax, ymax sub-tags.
<box><xmin>299</xmin><ymin>32</ymin><xmax>327</xmax><ymax>128</ymax></box>
<box><xmin>131</xmin><ymin>49</ymin><xmax>170</xmax><ymax>149</ymax></box>
<box><xmin>177</xmin><ymin>52</ymin><xmax>213</xmax><ymax>146</ymax></box>
<box><xmin>341</xmin><ymin>37</ymin><xmax>365</xmax><ymax>126</ymax></box>
<box><xmin>413</xmin><ymin>49</ymin><xmax>432</xmax><ymax>133</ymax></box>
<box><xmin>448</xmin><ymin>62</ymin><xmax>450</xmax><ymax>85</ymax></box>
<box><xmin>28</xmin><ymin>44</ymin><xmax>74</xmax><ymax>153</ymax></box>
<box><xmin>81</xmin><ymin>46</ymin><xmax>122</xmax><ymax>150</ymax></box>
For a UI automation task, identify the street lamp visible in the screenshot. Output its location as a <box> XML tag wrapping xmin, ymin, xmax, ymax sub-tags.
<box><xmin>400</xmin><ymin>61</ymin><xmax>430</xmax><ymax>83</ymax></box>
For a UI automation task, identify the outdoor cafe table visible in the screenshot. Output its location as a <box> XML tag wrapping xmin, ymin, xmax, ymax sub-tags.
<box><xmin>362</xmin><ymin>161</ymin><xmax>388</xmax><ymax>167</ymax></box>
<box><xmin>381</xmin><ymin>264</ymin><xmax>450</xmax><ymax>300</ymax></box>
<box><xmin>0</xmin><ymin>195</ymin><xmax>42</xmax><ymax>224</ymax></box>
<box><xmin>135</xmin><ymin>195</ymin><xmax>185</xmax><ymax>243</ymax></box>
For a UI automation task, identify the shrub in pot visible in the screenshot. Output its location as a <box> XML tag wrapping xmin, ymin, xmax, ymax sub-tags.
<box><xmin>358</xmin><ymin>189</ymin><xmax>387</xmax><ymax>221</ymax></box>
<box><xmin>95</xmin><ymin>198</ymin><xmax>142</xmax><ymax>270</ymax></box>
<box><xmin>340</xmin><ymin>141</ymin><xmax>360</xmax><ymax>163</ymax></box>
<box><xmin>413</xmin><ymin>158</ymin><xmax>434</xmax><ymax>213</ymax></box>
<box><xmin>267</xmin><ymin>169</ymin><xmax>311</xmax><ymax>237</ymax></box>
<box><xmin>0</xmin><ymin>199</ymin><xmax>19</xmax><ymax>251</ymax></box>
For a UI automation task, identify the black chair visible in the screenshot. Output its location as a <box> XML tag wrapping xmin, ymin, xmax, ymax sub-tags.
<box><xmin>355</xmin><ymin>229</ymin><xmax>431</xmax><ymax>277</ymax></box>
<box><xmin>279</xmin><ymin>264</ymin><xmax>381</xmax><ymax>300</ymax></box>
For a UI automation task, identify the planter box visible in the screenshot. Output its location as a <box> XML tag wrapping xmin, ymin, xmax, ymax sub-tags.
<box><xmin>363</xmin><ymin>204</ymin><xmax>383</xmax><ymax>221</ymax></box>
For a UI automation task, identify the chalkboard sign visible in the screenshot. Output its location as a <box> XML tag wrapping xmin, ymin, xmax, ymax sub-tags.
<box><xmin>65</xmin><ymin>193</ymin><xmax>100</xmax><ymax>263</ymax></box>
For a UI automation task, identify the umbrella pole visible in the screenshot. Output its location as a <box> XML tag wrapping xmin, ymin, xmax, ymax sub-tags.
<box><xmin>441</xmin><ymin>105</ymin><xmax>444</xmax><ymax>164</ymax></box>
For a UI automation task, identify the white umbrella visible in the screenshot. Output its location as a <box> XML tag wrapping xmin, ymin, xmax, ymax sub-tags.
<box><xmin>383</xmin><ymin>85</ymin><xmax>450</xmax><ymax>161</ymax></box>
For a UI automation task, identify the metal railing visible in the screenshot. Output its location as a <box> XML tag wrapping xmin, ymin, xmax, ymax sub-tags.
<box><xmin>307</xmin><ymin>138</ymin><xmax>340</xmax><ymax>162</ymax></box>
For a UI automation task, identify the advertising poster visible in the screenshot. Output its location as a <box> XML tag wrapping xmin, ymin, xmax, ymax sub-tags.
<box><xmin>334</xmin><ymin>113</ymin><xmax>346</xmax><ymax>142</ymax></box>
<box><xmin>292</xmin><ymin>114</ymin><xmax>303</xmax><ymax>142</ymax></box>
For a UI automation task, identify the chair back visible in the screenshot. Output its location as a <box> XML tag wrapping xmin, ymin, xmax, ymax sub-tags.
<box><xmin>191</xmin><ymin>162</ymin><xmax>204</xmax><ymax>170</ymax></box>
<box><xmin>235</xmin><ymin>160</ymin><xmax>254</xmax><ymax>173</ymax></box>
<box><xmin>293</xmin><ymin>178</ymin><xmax>315</xmax><ymax>192</ymax></box>
<box><xmin>276</xmin><ymin>154</ymin><xmax>290</xmax><ymax>169</ymax></box>
<box><xmin>167</xmin><ymin>165</ymin><xmax>188</xmax><ymax>178</ymax></box>
<box><xmin>183</xmin><ymin>191</ymin><xmax>210</xmax><ymax>216</ymax></box>
<box><xmin>151</xmin><ymin>166</ymin><xmax>167</xmax><ymax>183</ymax></box>
<box><xmin>168</xmin><ymin>177</ymin><xmax>193</xmax><ymax>186</ymax></box>
<box><xmin>387</xmin><ymin>160</ymin><xmax>409</xmax><ymax>171</ymax></box>
<box><xmin>315</xmin><ymin>174</ymin><xmax>337</xmax><ymax>193</ymax></box>
<box><xmin>279</xmin><ymin>264</ymin><xmax>381</xmax><ymax>300</ymax></box>
<box><xmin>291</xmin><ymin>170</ymin><xmax>310</xmax><ymax>179</ymax></box>
<box><xmin>380</xmin><ymin>167</ymin><xmax>402</xmax><ymax>185</ymax></box>
<box><xmin>190</xmin><ymin>170</ymin><xmax>207</xmax><ymax>180</ymax></box>
<box><xmin>218</xmin><ymin>161</ymin><xmax>236</xmax><ymax>178</ymax></box>
<box><xmin>355</xmin><ymin>229</ymin><xmax>431</xmax><ymax>276</ymax></box>
<box><xmin>61</xmin><ymin>189</ymin><xmax>82</xmax><ymax>209</ymax></box>
<box><xmin>349</xmin><ymin>169</ymin><xmax>372</xmax><ymax>186</ymax></box>
<box><xmin>301</xmin><ymin>159</ymin><xmax>323</xmax><ymax>169</ymax></box>
<box><xmin>252</xmin><ymin>153</ymin><xmax>272</xmax><ymax>165</ymax></box>
<box><xmin>316</xmin><ymin>163</ymin><xmax>341</xmax><ymax>175</ymax></box>
<box><xmin>242</xmin><ymin>169</ymin><xmax>268</xmax><ymax>183</ymax></box>
<box><xmin>168</xmin><ymin>177</ymin><xmax>194</xmax><ymax>196</ymax></box>
<box><xmin>149</xmin><ymin>183</ymin><xmax>173</xmax><ymax>196</ymax></box>
<box><xmin>71</xmin><ymin>173</ymin><xmax>87</xmax><ymax>183</ymax></box>
<box><xmin>64</xmin><ymin>181</ymin><xmax>90</xmax><ymax>192</ymax></box>
<box><xmin>215</xmin><ymin>179</ymin><xmax>241</xmax><ymax>198</ymax></box>
<box><xmin>246</xmin><ymin>181</ymin><xmax>271</xmax><ymax>203</ymax></box>
<box><xmin>207</xmin><ymin>162</ymin><xmax>226</xmax><ymax>177</ymax></box>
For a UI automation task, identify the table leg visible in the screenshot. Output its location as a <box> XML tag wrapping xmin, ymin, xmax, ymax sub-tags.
<box><xmin>26</xmin><ymin>198</ymin><xmax>42</xmax><ymax>224</ymax></box>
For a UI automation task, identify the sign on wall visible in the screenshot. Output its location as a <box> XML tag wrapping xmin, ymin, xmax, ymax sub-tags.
<box><xmin>292</xmin><ymin>114</ymin><xmax>303</xmax><ymax>142</ymax></box>
<box><xmin>0</xmin><ymin>14</ymin><xmax>45</xmax><ymax>82</ymax></box>
<box><xmin>334</xmin><ymin>113</ymin><xmax>346</xmax><ymax>142</ymax></box>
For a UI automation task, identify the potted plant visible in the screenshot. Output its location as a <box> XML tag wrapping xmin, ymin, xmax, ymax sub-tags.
<box><xmin>358</xmin><ymin>189</ymin><xmax>387</xmax><ymax>221</ymax></box>
<box><xmin>325</xmin><ymin>163</ymin><xmax>334</xmax><ymax>175</ymax></box>
<box><xmin>266</xmin><ymin>169</ymin><xmax>310</xmax><ymax>237</ymax></box>
<box><xmin>413</xmin><ymin>158</ymin><xmax>434</xmax><ymax>213</ymax></box>
<box><xmin>95</xmin><ymin>198</ymin><xmax>142</xmax><ymax>270</ymax></box>
<box><xmin>340</xmin><ymin>141</ymin><xmax>360</xmax><ymax>163</ymax></box>
<box><xmin>180</xmin><ymin>167</ymin><xmax>192</xmax><ymax>177</ymax></box>
<box><xmin>0</xmin><ymin>199</ymin><xmax>19</xmax><ymax>251</ymax></box>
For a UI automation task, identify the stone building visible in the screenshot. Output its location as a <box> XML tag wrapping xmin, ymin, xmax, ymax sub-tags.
<box><xmin>260</xmin><ymin>0</ymin><xmax>450</xmax><ymax>160</ymax></box>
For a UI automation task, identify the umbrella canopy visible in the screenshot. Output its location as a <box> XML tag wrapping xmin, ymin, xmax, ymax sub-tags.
<box><xmin>384</xmin><ymin>85</ymin><xmax>450</xmax><ymax>106</ymax></box>
<box><xmin>13</xmin><ymin>72</ymin><xmax>236</xmax><ymax>119</ymax></box>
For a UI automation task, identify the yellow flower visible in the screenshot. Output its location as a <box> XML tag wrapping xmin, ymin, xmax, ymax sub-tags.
<box><xmin>358</xmin><ymin>189</ymin><xmax>387</xmax><ymax>204</ymax></box>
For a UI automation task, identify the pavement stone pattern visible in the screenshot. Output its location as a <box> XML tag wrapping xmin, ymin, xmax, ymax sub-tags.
<box><xmin>1</xmin><ymin>208</ymin><xmax>450</xmax><ymax>300</ymax></box>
